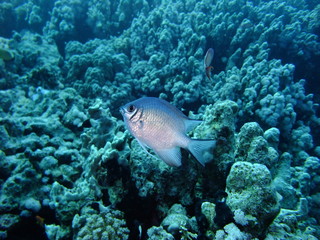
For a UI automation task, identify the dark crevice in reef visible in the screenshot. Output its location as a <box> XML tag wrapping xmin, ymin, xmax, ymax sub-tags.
<box><xmin>100</xmin><ymin>157</ymin><xmax>160</xmax><ymax>240</ymax></box>
<box><xmin>193</xmin><ymin>200</ymin><xmax>211</xmax><ymax>240</ymax></box>
<box><xmin>6</xmin><ymin>217</ymin><xmax>48</xmax><ymax>240</ymax></box>
<box><xmin>38</xmin><ymin>206</ymin><xmax>60</xmax><ymax>226</ymax></box>
<box><xmin>214</xmin><ymin>194</ymin><xmax>234</xmax><ymax>229</ymax></box>
<box><xmin>117</xmin><ymin>186</ymin><xmax>160</xmax><ymax>240</ymax></box>
<box><xmin>6</xmin><ymin>206</ymin><xmax>58</xmax><ymax>240</ymax></box>
<box><xmin>117</xmin><ymin>183</ymin><xmax>160</xmax><ymax>240</ymax></box>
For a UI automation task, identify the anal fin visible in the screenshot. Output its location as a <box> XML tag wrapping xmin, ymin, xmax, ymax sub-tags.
<box><xmin>154</xmin><ymin>147</ymin><xmax>182</xmax><ymax>167</ymax></box>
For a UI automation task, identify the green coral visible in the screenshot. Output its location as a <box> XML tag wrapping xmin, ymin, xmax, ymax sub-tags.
<box><xmin>161</xmin><ymin>204</ymin><xmax>198</xmax><ymax>239</ymax></box>
<box><xmin>73</xmin><ymin>205</ymin><xmax>129</xmax><ymax>240</ymax></box>
<box><xmin>0</xmin><ymin>47</ymin><xmax>14</xmax><ymax>61</ymax></box>
<box><xmin>147</xmin><ymin>226</ymin><xmax>174</xmax><ymax>240</ymax></box>
<box><xmin>0</xmin><ymin>37</ymin><xmax>14</xmax><ymax>61</ymax></box>
<box><xmin>226</xmin><ymin>161</ymin><xmax>280</xmax><ymax>237</ymax></box>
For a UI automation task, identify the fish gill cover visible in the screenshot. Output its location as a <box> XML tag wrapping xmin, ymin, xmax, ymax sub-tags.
<box><xmin>0</xmin><ymin>0</ymin><xmax>319</xmax><ymax>239</ymax></box>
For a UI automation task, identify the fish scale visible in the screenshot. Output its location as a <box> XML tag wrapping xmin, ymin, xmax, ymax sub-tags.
<box><xmin>120</xmin><ymin>97</ymin><xmax>216</xmax><ymax>167</ymax></box>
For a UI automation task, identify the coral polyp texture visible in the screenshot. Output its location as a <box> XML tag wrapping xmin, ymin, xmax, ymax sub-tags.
<box><xmin>0</xmin><ymin>0</ymin><xmax>319</xmax><ymax>239</ymax></box>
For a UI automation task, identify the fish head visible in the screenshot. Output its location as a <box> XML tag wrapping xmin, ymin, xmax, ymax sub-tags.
<box><xmin>120</xmin><ymin>101</ymin><xmax>143</xmax><ymax>126</ymax></box>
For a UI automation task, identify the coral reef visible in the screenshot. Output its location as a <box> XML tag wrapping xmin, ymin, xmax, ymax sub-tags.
<box><xmin>161</xmin><ymin>204</ymin><xmax>198</xmax><ymax>237</ymax></box>
<box><xmin>72</xmin><ymin>204</ymin><xmax>129</xmax><ymax>240</ymax></box>
<box><xmin>0</xmin><ymin>0</ymin><xmax>319</xmax><ymax>239</ymax></box>
<box><xmin>226</xmin><ymin>161</ymin><xmax>280</xmax><ymax>237</ymax></box>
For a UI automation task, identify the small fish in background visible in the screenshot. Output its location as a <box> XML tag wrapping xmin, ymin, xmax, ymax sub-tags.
<box><xmin>204</xmin><ymin>48</ymin><xmax>214</xmax><ymax>80</ymax></box>
<box><xmin>120</xmin><ymin>97</ymin><xmax>216</xmax><ymax>167</ymax></box>
<box><xmin>35</xmin><ymin>215</ymin><xmax>45</xmax><ymax>227</ymax></box>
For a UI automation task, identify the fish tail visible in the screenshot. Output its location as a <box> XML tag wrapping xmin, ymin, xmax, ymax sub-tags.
<box><xmin>188</xmin><ymin>139</ymin><xmax>216</xmax><ymax>166</ymax></box>
<box><xmin>206</xmin><ymin>66</ymin><xmax>213</xmax><ymax>79</ymax></box>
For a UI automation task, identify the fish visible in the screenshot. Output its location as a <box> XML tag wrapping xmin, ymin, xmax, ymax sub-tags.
<box><xmin>120</xmin><ymin>97</ymin><xmax>216</xmax><ymax>167</ymax></box>
<box><xmin>35</xmin><ymin>215</ymin><xmax>45</xmax><ymax>227</ymax></box>
<box><xmin>204</xmin><ymin>48</ymin><xmax>214</xmax><ymax>80</ymax></box>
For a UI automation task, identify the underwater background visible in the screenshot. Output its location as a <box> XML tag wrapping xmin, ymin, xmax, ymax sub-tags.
<box><xmin>0</xmin><ymin>0</ymin><xmax>320</xmax><ymax>239</ymax></box>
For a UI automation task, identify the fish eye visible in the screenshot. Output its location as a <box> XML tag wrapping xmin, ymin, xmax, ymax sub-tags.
<box><xmin>127</xmin><ymin>104</ymin><xmax>136</xmax><ymax>113</ymax></box>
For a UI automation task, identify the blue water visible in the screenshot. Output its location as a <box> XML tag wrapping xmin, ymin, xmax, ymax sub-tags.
<box><xmin>0</xmin><ymin>0</ymin><xmax>319</xmax><ymax>239</ymax></box>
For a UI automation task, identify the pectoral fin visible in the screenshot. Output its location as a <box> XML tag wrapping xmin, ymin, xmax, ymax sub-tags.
<box><xmin>136</xmin><ymin>139</ymin><xmax>158</xmax><ymax>160</ymax></box>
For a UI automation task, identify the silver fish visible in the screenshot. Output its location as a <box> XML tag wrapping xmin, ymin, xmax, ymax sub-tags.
<box><xmin>120</xmin><ymin>97</ymin><xmax>216</xmax><ymax>167</ymax></box>
<box><xmin>204</xmin><ymin>48</ymin><xmax>214</xmax><ymax>80</ymax></box>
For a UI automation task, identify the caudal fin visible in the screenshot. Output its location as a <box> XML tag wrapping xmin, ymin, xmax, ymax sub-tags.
<box><xmin>188</xmin><ymin>140</ymin><xmax>216</xmax><ymax>166</ymax></box>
